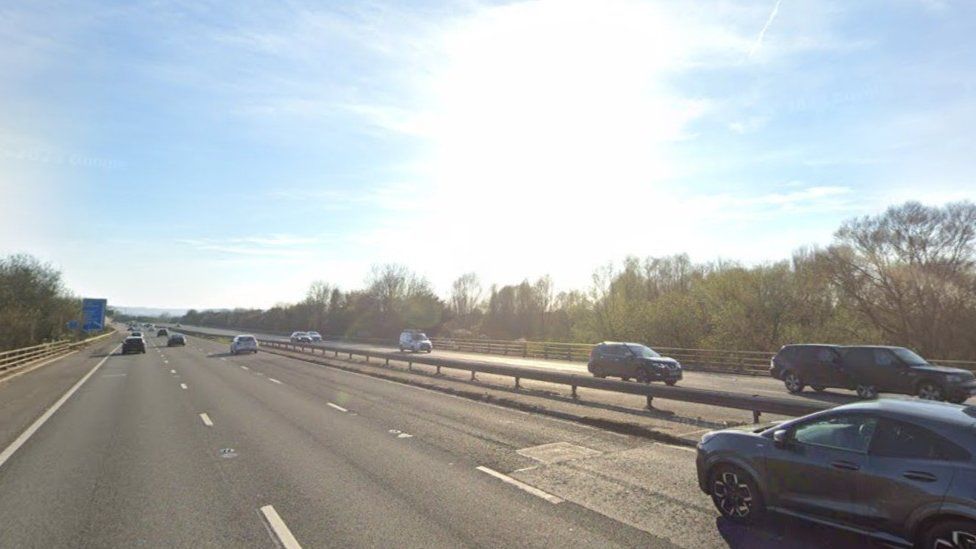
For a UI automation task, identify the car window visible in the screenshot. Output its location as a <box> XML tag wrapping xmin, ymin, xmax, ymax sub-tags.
<box><xmin>816</xmin><ymin>348</ymin><xmax>837</xmax><ymax>363</ymax></box>
<box><xmin>843</xmin><ymin>348</ymin><xmax>873</xmax><ymax>368</ymax></box>
<box><xmin>891</xmin><ymin>348</ymin><xmax>928</xmax><ymax>365</ymax></box>
<box><xmin>873</xmin><ymin>349</ymin><xmax>895</xmax><ymax>367</ymax></box>
<box><xmin>870</xmin><ymin>419</ymin><xmax>970</xmax><ymax>461</ymax></box>
<box><xmin>793</xmin><ymin>414</ymin><xmax>877</xmax><ymax>453</ymax></box>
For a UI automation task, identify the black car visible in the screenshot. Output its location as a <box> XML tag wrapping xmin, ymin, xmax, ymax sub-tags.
<box><xmin>157</xmin><ymin>328</ymin><xmax>169</xmax><ymax>337</ymax></box>
<box><xmin>167</xmin><ymin>334</ymin><xmax>186</xmax><ymax>347</ymax></box>
<box><xmin>587</xmin><ymin>342</ymin><xmax>682</xmax><ymax>385</ymax></box>
<box><xmin>697</xmin><ymin>399</ymin><xmax>976</xmax><ymax>549</ymax></box>
<box><xmin>121</xmin><ymin>336</ymin><xmax>146</xmax><ymax>354</ymax></box>
<box><xmin>770</xmin><ymin>344</ymin><xmax>976</xmax><ymax>403</ymax></box>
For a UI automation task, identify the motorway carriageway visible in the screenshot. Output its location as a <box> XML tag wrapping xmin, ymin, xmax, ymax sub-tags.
<box><xmin>0</xmin><ymin>328</ymin><xmax>876</xmax><ymax>547</ymax></box>
<box><xmin>179</xmin><ymin>325</ymin><xmax>972</xmax><ymax>411</ymax></box>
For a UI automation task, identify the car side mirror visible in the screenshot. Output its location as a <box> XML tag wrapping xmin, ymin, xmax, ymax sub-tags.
<box><xmin>773</xmin><ymin>429</ymin><xmax>789</xmax><ymax>449</ymax></box>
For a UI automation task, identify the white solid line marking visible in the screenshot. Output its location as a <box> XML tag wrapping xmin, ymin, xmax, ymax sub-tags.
<box><xmin>220</xmin><ymin>358</ymin><xmax>226</xmax><ymax>361</ymax></box>
<box><xmin>163</xmin><ymin>360</ymin><xmax>169</xmax><ymax>364</ymax></box>
<box><xmin>326</xmin><ymin>402</ymin><xmax>348</xmax><ymax>412</ymax></box>
<box><xmin>269</xmin><ymin>378</ymin><xmax>282</xmax><ymax>384</ymax></box>
<box><xmin>170</xmin><ymin>369</ymin><xmax>176</xmax><ymax>374</ymax></box>
<box><xmin>260</xmin><ymin>505</ymin><xmax>302</xmax><ymax>549</ymax></box>
<box><xmin>241</xmin><ymin>365</ymin><xmax>249</xmax><ymax>370</ymax></box>
<box><xmin>180</xmin><ymin>383</ymin><xmax>188</xmax><ymax>389</ymax></box>
<box><xmin>476</xmin><ymin>466</ymin><xmax>564</xmax><ymax>504</ymax></box>
<box><xmin>0</xmin><ymin>344</ymin><xmax>121</xmax><ymax>471</ymax></box>
<box><xmin>199</xmin><ymin>413</ymin><xmax>214</xmax><ymax>427</ymax></box>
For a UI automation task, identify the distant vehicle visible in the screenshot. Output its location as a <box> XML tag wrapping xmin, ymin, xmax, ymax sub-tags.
<box><xmin>175</xmin><ymin>323</ymin><xmax>182</xmax><ymax>327</ymax></box>
<box><xmin>127</xmin><ymin>325</ymin><xmax>136</xmax><ymax>331</ymax></box>
<box><xmin>587</xmin><ymin>342</ymin><xmax>682</xmax><ymax>385</ymax></box>
<box><xmin>290</xmin><ymin>331</ymin><xmax>312</xmax><ymax>343</ymax></box>
<box><xmin>121</xmin><ymin>336</ymin><xmax>146</xmax><ymax>354</ymax></box>
<box><xmin>399</xmin><ymin>330</ymin><xmax>432</xmax><ymax>353</ymax></box>
<box><xmin>157</xmin><ymin>328</ymin><xmax>168</xmax><ymax>337</ymax></box>
<box><xmin>771</xmin><ymin>344</ymin><xmax>976</xmax><ymax>403</ymax></box>
<box><xmin>130</xmin><ymin>331</ymin><xmax>143</xmax><ymax>339</ymax></box>
<box><xmin>231</xmin><ymin>335</ymin><xmax>258</xmax><ymax>354</ymax></box>
<box><xmin>697</xmin><ymin>398</ymin><xmax>976</xmax><ymax>549</ymax></box>
<box><xmin>167</xmin><ymin>334</ymin><xmax>186</xmax><ymax>347</ymax></box>
<box><xmin>306</xmin><ymin>331</ymin><xmax>323</xmax><ymax>342</ymax></box>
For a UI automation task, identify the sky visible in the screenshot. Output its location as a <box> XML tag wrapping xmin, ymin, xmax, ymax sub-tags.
<box><xmin>2</xmin><ymin>0</ymin><xmax>975</xmax><ymax>310</ymax></box>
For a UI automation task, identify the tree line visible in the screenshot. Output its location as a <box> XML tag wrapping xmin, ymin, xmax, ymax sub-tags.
<box><xmin>0</xmin><ymin>254</ymin><xmax>87</xmax><ymax>351</ymax></box>
<box><xmin>182</xmin><ymin>201</ymin><xmax>976</xmax><ymax>360</ymax></box>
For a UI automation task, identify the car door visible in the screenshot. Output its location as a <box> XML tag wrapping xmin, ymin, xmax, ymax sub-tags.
<box><xmin>868</xmin><ymin>349</ymin><xmax>917</xmax><ymax>394</ymax></box>
<box><xmin>798</xmin><ymin>346</ymin><xmax>829</xmax><ymax>386</ymax></box>
<box><xmin>854</xmin><ymin>418</ymin><xmax>962</xmax><ymax>537</ymax></box>
<box><xmin>815</xmin><ymin>347</ymin><xmax>851</xmax><ymax>388</ymax></box>
<box><xmin>766</xmin><ymin>413</ymin><xmax>877</xmax><ymax>525</ymax></box>
<box><xmin>602</xmin><ymin>345</ymin><xmax>626</xmax><ymax>376</ymax></box>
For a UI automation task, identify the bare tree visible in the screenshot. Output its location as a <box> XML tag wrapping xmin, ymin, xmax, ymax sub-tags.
<box><xmin>450</xmin><ymin>273</ymin><xmax>482</xmax><ymax>318</ymax></box>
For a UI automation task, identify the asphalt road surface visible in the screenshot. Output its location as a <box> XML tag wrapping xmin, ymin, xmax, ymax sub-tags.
<box><xmin>0</xmin><ymin>329</ymin><xmax>872</xmax><ymax>547</ymax></box>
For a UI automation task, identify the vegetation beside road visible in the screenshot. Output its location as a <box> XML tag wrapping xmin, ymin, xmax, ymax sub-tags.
<box><xmin>182</xmin><ymin>201</ymin><xmax>976</xmax><ymax>361</ymax></box>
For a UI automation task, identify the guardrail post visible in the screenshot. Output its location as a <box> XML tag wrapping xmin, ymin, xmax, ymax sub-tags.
<box><xmin>646</xmin><ymin>395</ymin><xmax>654</xmax><ymax>410</ymax></box>
<box><xmin>385</xmin><ymin>358</ymin><xmax>389</xmax><ymax>367</ymax></box>
<box><xmin>753</xmin><ymin>410</ymin><xmax>761</xmax><ymax>424</ymax></box>
<box><xmin>365</xmin><ymin>354</ymin><xmax>369</xmax><ymax>363</ymax></box>
<box><xmin>436</xmin><ymin>365</ymin><xmax>441</xmax><ymax>375</ymax></box>
<box><xmin>515</xmin><ymin>377</ymin><xmax>520</xmax><ymax>390</ymax></box>
<box><xmin>523</xmin><ymin>343</ymin><xmax>527</xmax><ymax>358</ymax></box>
<box><xmin>348</xmin><ymin>352</ymin><xmax>353</xmax><ymax>359</ymax></box>
<box><xmin>544</xmin><ymin>345</ymin><xmax>549</xmax><ymax>360</ymax></box>
<box><xmin>471</xmin><ymin>371</ymin><xmax>476</xmax><ymax>381</ymax></box>
<box><xmin>408</xmin><ymin>361</ymin><xmax>412</xmax><ymax>371</ymax></box>
<box><xmin>334</xmin><ymin>350</ymin><xmax>338</xmax><ymax>357</ymax></box>
<box><xmin>571</xmin><ymin>385</ymin><xmax>578</xmax><ymax>399</ymax></box>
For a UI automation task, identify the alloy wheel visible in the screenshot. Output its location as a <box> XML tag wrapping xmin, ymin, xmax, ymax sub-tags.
<box><xmin>712</xmin><ymin>471</ymin><xmax>753</xmax><ymax>519</ymax></box>
<box><xmin>856</xmin><ymin>384</ymin><xmax>878</xmax><ymax>399</ymax></box>
<box><xmin>932</xmin><ymin>530</ymin><xmax>976</xmax><ymax>549</ymax></box>
<box><xmin>784</xmin><ymin>372</ymin><xmax>803</xmax><ymax>393</ymax></box>
<box><xmin>918</xmin><ymin>382</ymin><xmax>945</xmax><ymax>401</ymax></box>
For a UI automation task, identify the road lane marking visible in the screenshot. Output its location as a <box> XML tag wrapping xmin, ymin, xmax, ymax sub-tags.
<box><xmin>326</xmin><ymin>402</ymin><xmax>348</xmax><ymax>412</ymax></box>
<box><xmin>241</xmin><ymin>365</ymin><xmax>249</xmax><ymax>370</ymax></box>
<box><xmin>260</xmin><ymin>505</ymin><xmax>302</xmax><ymax>549</ymax></box>
<box><xmin>220</xmin><ymin>358</ymin><xmax>227</xmax><ymax>361</ymax></box>
<box><xmin>170</xmin><ymin>369</ymin><xmax>176</xmax><ymax>374</ymax></box>
<box><xmin>269</xmin><ymin>378</ymin><xmax>282</xmax><ymax>384</ymax></box>
<box><xmin>0</xmin><ymin>343</ymin><xmax>122</xmax><ymax>471</ymax></box>
<box><xmin>199</xmin><ymin>413</ymin><xmax>214</xmax><ymax>427</ymax></box>
<box><xmin>475</xmin><ymin>466</ymin><xmax>564</xmax><ymax>504</ymax></box>
<box><xmin>180</xmin><ymin>383</ymin><xmax>188</xmax><ymax>390</ymax></box>
<box><xmin>163</xmin><ymin>360</ymin><xmax>169</xmax><ymax>364</ymax></box>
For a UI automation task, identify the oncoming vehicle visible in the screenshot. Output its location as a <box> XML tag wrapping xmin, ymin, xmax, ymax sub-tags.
<box><xmin>121</xmin><ymin>336</ymin><xmax>146</xmax><ymax>354</ymax></box>
<box><xmin>167</xmin><ymin>334</ymin><xmax>186</xmax><ymax>347</ymax></box>
<box><xmin>697</xmin><ymin>398</ymin><xmax>976</xmax><ymax>549</ymax></box>
<box><xmin>290</xmin><ymin>331</ymin><xmax>312</xmax><ymax>344</ymax></box>
<box><xmin>399</xmin><ymin>330</ymin><xmax>432</xmax><ymax>353</ymax></box>
<box><xmin>770</xmin><ymin>344</ymin><xmax>976</xmax><ymax>403</ymax></box>
<box><xmin>306</xmin><ymin>331</ymin><xmax>323</xmax><ymax>342</ymax></box>
<box><xmin>231</xmin><ymin>335</ymin><xmax>258</xmax><ymax>354</ymax></box>
<box><xmin>587</xmin><ymin>342</ymin><xmax>682</xmax><ymax>385</ymax></box>
<box><xmin>157</xmin><ymin>328</ymin><xmax>168</xmax><ymax>337</ymax></box>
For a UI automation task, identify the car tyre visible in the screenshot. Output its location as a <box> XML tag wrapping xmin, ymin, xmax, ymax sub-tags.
<box><xmin>917</xmin><ymin>381</ymin><xmax>946</xmax><ymax>401</ymax></box>
<box><xmin>856</xmin><ymin>384</ymin><xmax>878</xmax><ymax>399</ymax></box>
<box><xmin>783</xmin><ymin>370</ymin><xmax>805</xmax><ymax>394</ymax></box>
<box><xmin>622</xmin><ymin>377</ymin><xmax>631</xmax><ymax>382</ymax></box>
<box><xmin>920</xmin><ymin>519</ymin><xmax>976</xmax><ymax>549</ymax></box>
<box><xmin>812</xmin><ymin>385</ymin><xmax>826</xmax><ymax>392</ymax></box>
<box><xmin>709</xmin><ymin>464</ymin><xmax>764</xmax><ymax>524</ymax></box>
<box><xmin>665</xmin><ymin>379</ymin><xmax>678</xmax><ymax>386</ymax></box>
<box><xmin>636</xmin><ymin>368</ymin><xmax>651</xmax><ymax>384</ymax></box>
<box><xmin>949</xmin><ymin>396</ymin><xmax>967</xmax><ymax>404</ymax></box>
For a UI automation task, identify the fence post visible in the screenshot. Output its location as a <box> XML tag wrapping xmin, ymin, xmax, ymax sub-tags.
<box><xmin>753</xmin><ymin>410</ymin><xmax>761</xmax><ymax>424</ymax></box>
<box><xmin>334</xmin><ymin>350</ymin><xmax>338</xmax><ymax>357</ymax></box>
<box><xmin>571</xmin><ymin>385</ymin><xmax>578</xmax><ymax>399</ymax></box>
<box><xmin>365</xmin><ymin>354</ymin><xmax>369</xmax><ymax>363</ymax></box>
<box><xmin>408</xmin><ymin>361</ymin><xmax>412</xmax><ymax>371</ymax></box>
<box><xmin>523</xmin><ymin>343</ymin><xmax>527</xmax><ymax>358</ymax></box>
<box><xmin>385</xmin><ymin>358</ymin><xmax>389</xmax><ymax>367</ymax></box>
<box><xmin>471</xmin><ymin>371</ymin><xmax>477</xmax><ymax>381</ymax></box>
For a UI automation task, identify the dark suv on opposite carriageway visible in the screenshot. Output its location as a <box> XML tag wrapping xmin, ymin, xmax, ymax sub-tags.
<box><xmin>697</xmin><ymin>399</ymin><xmax>976</xmax><ymax>549</ymax></box>
<box><xmin>587</xmin><ymin>342</ymin><xmax>682</xmax><ymax>385</ymax></box>
<box><xmin>770</xmin><ymin>344</ymin><xmax>976</xmax><ymax>403</ymax></box>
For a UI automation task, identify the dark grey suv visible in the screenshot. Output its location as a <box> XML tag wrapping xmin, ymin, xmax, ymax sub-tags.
<box><xmin>697</xmin><ymin>399</ymin><xmax>976</xmax><ymax>548</ymax></box>
<box><xmin>770</xmin><ymin>344</ymin><xmax>976</xmax><ymax>403</ymax></box>
<box><xmin>587</xmin><ymin>342</ymin><xmax>682</xmax><ymax>385</ymax></box>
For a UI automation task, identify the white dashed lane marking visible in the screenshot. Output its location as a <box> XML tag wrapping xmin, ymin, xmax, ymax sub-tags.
<box><xmin>199</xmin><ymin>413</ymin><xmax>214</xmax><ymax>427</ymax></box>
<box><xmin>260</xmin><ymin>505</ymin><xmax>302</xmax><ymax>549</ymax></box>
<box><xmin>326</xmin><ymin>402</ymin><xmax>348</xmax><ymax>413</ymax></box>
<box><xmin>476</xmin><ymin>466</ymin><xmax>564</xmax><ymax>504</ymax></box>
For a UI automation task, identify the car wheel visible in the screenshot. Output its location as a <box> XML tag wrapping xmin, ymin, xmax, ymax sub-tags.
<box><xmin>856</xmin><ymin>384</ymin><xmax>879</xmax><ymax>399</ymax></box>
<box><xmin>949</xmin><ymin>396</ymin><xmax>967</xmax><ymax>404</ymax></box>
<box><xmin>783</xmin><ymin>370</ymin><xmax>805</xmax><ymax>394</ymax></box>
<box><xmin>622</xmin><ymin>377</ymin><xmax>631</xmax><ymax>382</ymax></box>
<box><xmin>917</xmin><ymin>381</ymin><xmax>946</xmax><ymax>401</ymax></box>
<box><xmin>665</xmin><ymin>379</ymin><xmax>678</xmax><ymax>386</ymax></box>
<box><xmin>921</xmin><ymin>519</ymin><xmax>976</xmax><ymax>549</ymax></box>
<box><xmin>812</xmin><ymin>385</ymin><xmax>826</xmax><ymax>392</ymax></box>
<box><xmin>709</xmin><ymin>464</ymin><xmax>764</xmax><ymax>524</ymax></box>
<box><xmin>636</xmin><ymin>368</ymin><xmax>651</xmax><ymax>384</ymax></box>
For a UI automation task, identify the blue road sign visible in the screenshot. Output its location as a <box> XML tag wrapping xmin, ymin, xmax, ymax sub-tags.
<box><xmin>82</xmin><ymin>298</ymin><xmax>107</xmax><ymax>332</ymax></box>
<box><xmin>66</xmin><ymin>320</ymin><xmax>79</xmax><ymax>330</ymax></box>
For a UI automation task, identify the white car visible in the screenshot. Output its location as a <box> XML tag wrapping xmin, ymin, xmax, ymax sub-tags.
<box><xmin>306</xmin><ymin>331</ymin><xmax>323</xmax><ymax>342</ymax></box>
<box><xmin>230</xmin><ymin>335</ymin><xmax>258</xmax><ymax>354</ymax></box>
<box><xmin>399</xmin><ymin>330</ymin><xmax>432</xmax><ymax>353</ymax></box>
<box><xmin>290</xmin><ymin>331</ymin><xmax>312</xmax><ymax>343</ymax></box>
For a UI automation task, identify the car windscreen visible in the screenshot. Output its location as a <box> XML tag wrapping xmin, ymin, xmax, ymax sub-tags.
<box><xmin>238</xmin><ymin>337</ymin><xmax>256</xmax><ymax>343</ymax></box>
<box><xmin>413</xmin><ymin>333</ymin><xmax>427</xmax><ymax>340</ymax></box>
<box><xmin>626</xmin><ymin>345</ymin><xmax>660</xmax><ymax>358</ymax></box>
<box><xmin>892</xmin><ymin>348</ymin><xmax>927</xmax><ymax>365</ymax></box>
